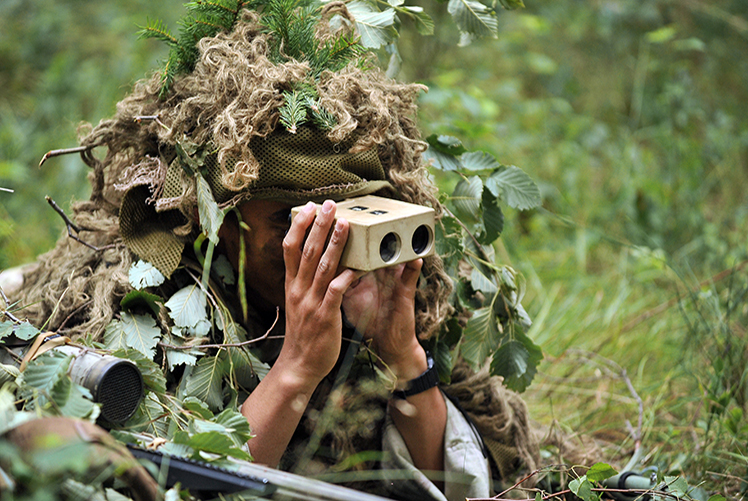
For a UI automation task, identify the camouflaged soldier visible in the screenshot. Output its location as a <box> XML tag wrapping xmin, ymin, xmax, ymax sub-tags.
<box><xmin>7</xmin><ymin>4</ymin><xmax>539</xmax><ymax>500</ymax></box>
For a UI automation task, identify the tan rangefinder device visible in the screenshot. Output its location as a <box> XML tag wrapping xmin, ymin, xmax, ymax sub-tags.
<box><xmin>291</xmin><ymin>195</ymin><xmax>436</xmax><ymax>271</ymax></box>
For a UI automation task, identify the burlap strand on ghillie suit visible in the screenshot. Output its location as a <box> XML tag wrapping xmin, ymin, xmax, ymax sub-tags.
<box><xmin>11</xmin><ymin>4</ymin><xmax>540</xmax><ymax>493</ymax></box>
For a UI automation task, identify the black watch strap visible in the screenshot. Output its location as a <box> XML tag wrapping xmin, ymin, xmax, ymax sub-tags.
<box><xmin>392</xmin><ymin>352</ymin><xmax>439</xmax><ymax>399</ymax></box>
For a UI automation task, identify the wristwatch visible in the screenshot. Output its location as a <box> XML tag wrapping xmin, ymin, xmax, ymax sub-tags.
<box><xmin>392</xmin><ymin>351</ymin><xmax>439</xmax><ymax>399</ymax></box>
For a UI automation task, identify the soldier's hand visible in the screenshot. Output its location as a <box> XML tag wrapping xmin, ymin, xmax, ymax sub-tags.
<box><xmin>277</xmin><ymin>200</ymin><xmax>362</xmax><ymax>386</ymax></box>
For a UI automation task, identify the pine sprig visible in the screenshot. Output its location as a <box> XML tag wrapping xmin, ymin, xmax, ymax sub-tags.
<box><xmin>140</xmin><ymin>0</ymin><xmax>253</xmax><ymax>99</ymax></box>
<box><xmin>278</xmin><ymin>90</ymin><xmax>309</xmax><ymax>133</ymax></box>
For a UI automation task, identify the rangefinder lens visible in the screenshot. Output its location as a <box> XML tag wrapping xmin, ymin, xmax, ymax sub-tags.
<box><xmin>379</xmin><ymin>232</ymin><xmax>400</xmax><ymax>263</ymax></box>
<box><xmin>411</xmin><ymin>224</ymin><xmax>432</xmax><ymax>255</ymax></box>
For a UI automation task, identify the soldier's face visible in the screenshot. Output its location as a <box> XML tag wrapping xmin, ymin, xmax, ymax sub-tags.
<box><xmin>219</xmin><ymin>199</ymin><xmax>291</xmax><ymax>313</ymax></box>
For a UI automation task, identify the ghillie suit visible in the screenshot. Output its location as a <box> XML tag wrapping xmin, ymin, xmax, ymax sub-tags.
<box><xmin>10</xmin><ymin>2</ymin><xmax>539</xmax><ymax>498</ymax></box>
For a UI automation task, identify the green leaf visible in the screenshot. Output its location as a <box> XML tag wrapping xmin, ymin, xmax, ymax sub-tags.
<box><xmin>20</xmin><ymin>350</ymin><xmax>72</xmax><ymax>403</ymax></box>
<box><xmin>486</xmin><ymin>166</ymin><xmax>541</xmax><ymax>210</ymax></box>
<box><xmin>347</xmin><ymin>1</ymin><xmax>397</xmax><ymax>49</ymax></box>
<box><xmin>183</xmin><ymin>430</ymin><xmax>250</xmax><ymax>460</ymax></box>
<box><xmin>426</xmin><ymin>134</ymin><xmax>468</xmax><ymax>157</ymax></box>
<box><xmin>126</xmin><ymin>392</ymin><xmax>169</xmax><ymax>437</ymax></box>
<box><xmin>182</xmin><ymin>397</ymin><xmax>214</xmax><ymax>419</ymax></box>
<box><xmin>665</xmin><ymin>476</ymin><xmax>690</xmax><ymax>497</ymax></box>
<box><xmin>569</xmin><ymin>476</ymin><xmax>592</xmax><ymax>501</ymax></box>
<box><xmin>447</xmin><ymin>0</ymin><xmax>498</xmax><ymax>40</ymax></box>
<box><xmin>104</xmin><ymin>313</ymin><xmax>161</xmax><ymax>359</ymax></box>
<box><xmin>50</xmin><ymin>376</ymin><xmax>97</xmax><ymax>420</ymax></box>
<box><xmin>586</xmin><ymin>462</ymin><xmax>618</xmax><ymax>482</ymax></box>
<box><xmin>212</xmin><ymin>253</ymin><xmax>236</xmax><ymax>286</ymax></box>
<box><xmin>120</xmin><ymin>290</ymin><xmax>163</xmax><ymax>316</ymax></box>
<box><xmin>196</xmin><ymin>173</ymin><xmax>226</xmax><ymax>245</ymax></box>
<box><xmin>0</xmin><ymin>320</ymin><xmax>40</xmax><ymax>342</ymax></box>
<box><xmin>128</xmin><ymin>260</ymin><xmax>166</xmax><ymax>289</ymax></box>
<box><xmin>0</xmin><ymin>363</ymin><xmax>20</xmax><ymax>385</ymax></box>
<box><xmin>461</xmin><ymin>307</ymin><xmax>500</xmax><ymax>369</ymax></box>
<box><xmin>491</xmin><ymin>333</ymin><xmax>542</xmax><ymax>393</ymax></box>
<box><xmin>184</xmin><ymin>354</ymin><xmax>226</xmax><ymax>411</ymax></box>
<box><xmin>409</xmin><ymin>9</ymin><xmax>434</xmax><ymax>36</ymax></box>
<box><xmin>452</xmin><ymin>176</ymin><xmax>483</xmax><ymax>222</ymax></box>
<box><xmin>470</xmin><ymin>267</ymin><xmax>498</xmax><ymax>294</ymax></box>
<box><xmin>479</xmin><ymin>188</ymin><xmax>504</xmax><ymax>244</ymax></box>
<box><xmin>213</xmin><ymin>407</ymin><xmax>253</xmax><ymax>445</ymax></box>
<box><xmin>498</xmin><ymin>0</ymin><xmax>524</xmax><ymax>9</ymax></box>
<box><xmin>461</xmin><ymin>151</ymin><xmax>501</xmax><ymax>171</ymax></box>
<box><xmin>165</xmin><ymin>284</ymin><xmax>209</xmax><ymax>329</ymax></box>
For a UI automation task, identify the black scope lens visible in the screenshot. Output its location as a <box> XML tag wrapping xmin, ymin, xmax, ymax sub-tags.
<box><xmin>379</xmin><ymin>232</ymin><xmax>400</xmax><ymax>263</ymax></box>
<box><xmin>411</xmin><ymin>225</ymin><xmax>432</xmax><ymax>255</ymax></box>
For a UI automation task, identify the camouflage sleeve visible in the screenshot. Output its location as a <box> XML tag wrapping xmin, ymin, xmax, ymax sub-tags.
<box><xmin>381</xmin><ymin>391</ymin><xmax>492</xmax><ymax>501</ymax></box>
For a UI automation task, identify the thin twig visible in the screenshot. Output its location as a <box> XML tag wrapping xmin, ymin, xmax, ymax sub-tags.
<box><xmin>158</xmin><ymin>308</ymin><xmax>281</xmax><ymax>351</ymax></box>
<box><xmin>133</xmin><ymin>115</ymin><xmax>170</xmax><ymax>131</ymax></box>
<box><xmin>55</xmin><ymin>300</ymin><xmax>93</xmax><ymax>332</ymax></box>
<box><xmin>0</xmin><ymin>284</ymin><xmax>21</xmax><ymax>323</ymax></box>
<box><xmin>46</xmin><ymin>196</ymin><xmax>114</xmax><ymax>252</ymax></box>
<box><xmin>39</xmin><ymin>146</ymin><xmax>92</xmax><ymax>168</ymax></box>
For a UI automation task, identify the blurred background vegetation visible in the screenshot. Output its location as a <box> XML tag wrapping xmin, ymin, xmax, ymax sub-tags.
<box><xmin>1</xmin><ymin>0</ymin><xmax>746</xmax><ymax>497</ymax></box>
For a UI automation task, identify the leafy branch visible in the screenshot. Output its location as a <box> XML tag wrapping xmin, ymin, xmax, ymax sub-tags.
<box><xmin>425</xmin><ymin>134</ymin><xmax>542</xmax><ymax>392</ymax></box>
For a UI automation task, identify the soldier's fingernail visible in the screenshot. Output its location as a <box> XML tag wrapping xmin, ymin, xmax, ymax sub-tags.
<box><xmin>303</xmin><ymin>201</ymin><xmax>316</xmax><ymax>213</ymax></box>
<box><xmin>321</xmin><ymin>200</ymin><xmax>334</xmax><ymax>214</ymax></box>
<box><xmin>336</xmin><ymin>218</ymin><xmax>346</xmax><ymax>231</ymax></box>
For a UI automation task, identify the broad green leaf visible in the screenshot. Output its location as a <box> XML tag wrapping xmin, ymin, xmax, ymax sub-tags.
<box><xmin>586</xmin><ymin>462</ymin><xmax>618</xmax><ymax>482</ymax></box>
<box><xmin>182</xmin><ymin>397</ymin><xmax>214</xmax><ymax>419</ymax></box>
<box><xmin>491</xmin><ymin>334</ymin><xmax>542</xmax><ymax>392</ymax></box>
<box><xmin>452</xmin><ymin>176</ymin><xmax>483</xmax><ymax>222</ymax></box>
<box><xmin>569</xmin><ymin>476</ymin><xmax>592</xmax><ymax>501</ymax></box>
<box><xmin>128</xmin><ymin>260</ymin><xmax>166</xmax><ymax>289</ymax></box>
<box><xmin>184</xmin><ymin>354</ymin><xmax>226</xmax><ymax>411</ymax></box>
<box><xmin>460</xmin><ymin>151</ymin><xmax>500</xmax><ymax>171</ymax></box>
<box><xmin>665</xmin><ymin>476</ymin><xmax>690</xmax><ymax>497</ymax></box>
<box><xmin>105</xmin><ymin>313</ymin><xmax>161</xmax><ymax>359</ymax></box>
<box><xmin>461</xmin><ymin>307</ymin><xmax>500</xmax><ymax>369</ymax></box>
<box><xmin>409</xmin><ymin>9</ymin><xmax>434</xmax><ymax>36</ymax></box>
<box><xmin>486</xmin><ymin>166</ymin><xmax>541</xmax><ymax>210</ymax></box>
<box><xmin>127</xmin><ymin>392</ymin><xmax>169</xmax><ymax>437</ymax></box>
<box><xmin>0</xmin><ymin>320</ymin><xmax>40</xmax><ymax>342</ymax></box>
<box><xmin>0</xmin><ymin>363</ymin><xmax>20</xmax><ymax>385</ymax></box>
<box><xmin>21</xmin><ymin>350</ymin><xmax>72</xmax><ymax>398</ymax></box>
<box><xmin>220</xmin><ymin>316</ymin><xmax>270</xmax><ymax>384</ymax></box>
<box><xmin>424</xmin><ymin>147</ymin><xmax>462</xmax><ymax>171</ymax></box>
<box><xmin>165</xmin><ymin>346</ymin><xmax>200</xmax><ymax>370</ymax></box>
<box><xmin>448</xmin><ymin>0</ymin><xmax>498</xmax><ymax>40</ymax></box>
<box><xmin>165</xmin><ymin>284</ymin><xmax>208</xmax><ymax>329</ymax></box>
<box><xmin>347</xmin><ymin>1</ymin><xmax>397</xmax><ymax>49</ymax></box>
<box><xmin>498</xmin><ymin>0</ymin><xmax>524</xmax><ymax>9</ymax></box>
<box><xmin>470</xmin><ymin>267</ymin><xmax>498</xmax><ymax>294</ymax></box>
<box><xmin>212</xmin><ymin>254</ymin><xmax>235</xmax><ymax>285</ymax></box>
<box><xmin>196</xmin><ymin>173</ymin><xmax>225</xmax><ymax>245</ymax></box>
<box><xmin>184</xmin><ymin>430</ymin><xmax>250</xmax><ymax>460</ymax></box>
<box><xmin>50</xmin><ymin>376</ymin><xmax>98</xmax><ymax>419</ymax></box>
<box><xmin>213</xmin><ymin>408</ymin><xmax>253</xmax><ymax>445</ymax></box>
<box><xmin>479</xmin><ymin>188</ymin><xmax>504</xmax><ymax>244</ymax></box>
<box><xmin>120</xmin><ymin>290</ymin><xmax>163</xmax><ymax>316</ymax></box>
<box><xmin>426</xmin><ymin>134</ymin><xmax>467</xmax><ymax>157</ymax></box>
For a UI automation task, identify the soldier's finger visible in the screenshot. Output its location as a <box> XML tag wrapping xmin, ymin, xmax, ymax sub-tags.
<box><xmin>283</xmin><ymin>201</ymin><xmax>317</xmax><ymax>279</ymax></box>
<box><xmin>297</xmin><ymin>200</ymin><xmax>337</xmax><ymax>284</ymax></box>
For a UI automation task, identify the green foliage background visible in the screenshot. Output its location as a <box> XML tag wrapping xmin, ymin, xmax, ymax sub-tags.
<box><xmin>2</xmin><ymin>0</ymin><xmax>747</xmax><ymax>497</ymax></box>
